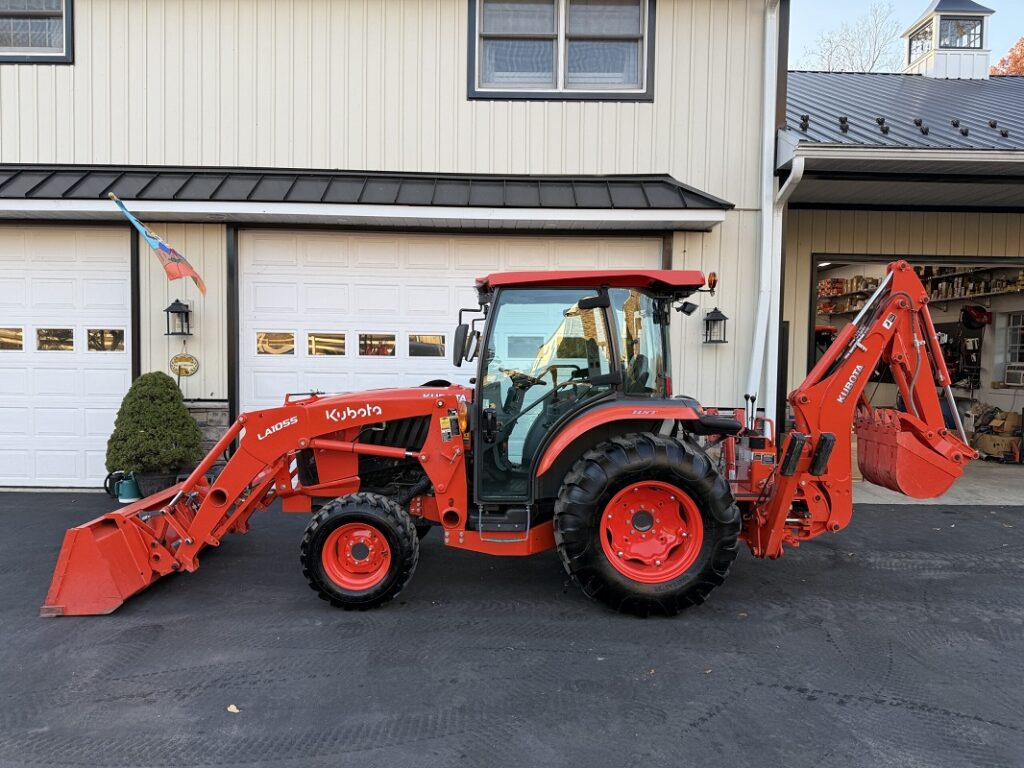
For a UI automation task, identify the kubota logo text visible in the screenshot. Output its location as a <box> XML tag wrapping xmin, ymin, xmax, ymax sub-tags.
<box><xmin>257</xmin><ymin>416</ymin><xmax>298</xmax><ymax>441</ymax></box>
<box><xmin>325</xmin><ymin>404</ymin><xmax>384</xmax><ymax>422</ymax></box>
<box><xmin>836</xmin><ymin>365</ymin><xmax>865</xmax><ymax>404</ymax></box>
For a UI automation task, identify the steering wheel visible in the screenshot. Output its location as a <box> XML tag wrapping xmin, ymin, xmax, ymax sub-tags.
<box><xmin>499</xmin><ymin>367</ymin><xmax>548</xmax><ymax>388</ymax></box>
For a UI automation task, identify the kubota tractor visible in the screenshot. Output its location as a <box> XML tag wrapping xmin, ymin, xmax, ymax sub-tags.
<box><xmin>42</xmin><ymin>261</ymin><xmax>975</xmax><ymax>617</ymax></box>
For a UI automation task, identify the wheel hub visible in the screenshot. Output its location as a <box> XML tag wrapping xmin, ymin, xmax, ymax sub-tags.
<box><xmin>630</xmin><ymin>510</ymin><xmax>654</xmax><ymax>532</ymax></box>
<box><xmin>600</xmin><ymin>481</ymin><xmax>704</xmax><ymax>584</ymax></box>
<box><xmin>321</xmin><ymin>523</ymin><xmax>391</xmax><ymax>589</ymax></box>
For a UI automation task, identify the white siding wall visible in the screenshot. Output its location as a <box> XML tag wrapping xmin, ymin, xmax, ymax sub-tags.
<box><xmin>784</xmin><ymin>209</ymin><xmax>1024</xmax><ymax>408</ymax></box>
<box><xmin>0</xmin><ymin>0</ymin><xmax>765</xmax><ymax>210</ymax></box>
<box><xmin>138</xmin><ymin>224</ymin><xmax>227</xmax><ymax>400</ymax></box>
<box><xmin>670</xmin><ymin>210</ymin><xmax>760</xmax><ymax>406</ymax></box>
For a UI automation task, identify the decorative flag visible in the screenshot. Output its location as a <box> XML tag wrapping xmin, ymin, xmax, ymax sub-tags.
<box><xmin>109</xmin><ymin>193</ymin><xmax>207</xmax><ymax>295</ymax></box>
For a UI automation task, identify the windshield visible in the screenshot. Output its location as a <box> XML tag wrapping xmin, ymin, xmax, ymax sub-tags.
<box><xmin>609</xmin><ymin>288</ymin><xmax>670</xmax><ymax>397</ymax></box>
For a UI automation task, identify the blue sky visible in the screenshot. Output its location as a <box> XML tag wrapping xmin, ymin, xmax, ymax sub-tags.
<box><xmin>790</xmin><ymin>0</ymin><xmax>1024</xmax><ymax>68</ymax></box>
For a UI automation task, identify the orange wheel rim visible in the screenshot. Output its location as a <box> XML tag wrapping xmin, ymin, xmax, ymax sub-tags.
<box><xmin>321</xmin><ymin>523</ymin><xmax>392</xmax><ymax>590</ymax></box>
<box><xmin>599</xmin><ymin>481</ymin><xmax>704</xmax><ymax>584</ymax></box>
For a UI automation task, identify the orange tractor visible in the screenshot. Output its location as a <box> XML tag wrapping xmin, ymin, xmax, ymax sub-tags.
<box><xmin>42</xmin><ymin>261</ymin><xmax>974</xmax><ymax>617</ymax></box>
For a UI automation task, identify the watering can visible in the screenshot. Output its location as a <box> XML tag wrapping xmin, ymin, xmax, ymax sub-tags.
<box><xmin>116</xmin><ymin>474</ymin><xmax>142</xmax><ymax>503</ymax></box>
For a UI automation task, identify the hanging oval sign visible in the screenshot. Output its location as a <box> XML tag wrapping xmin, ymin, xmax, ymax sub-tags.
<box><xmin>169</xmin><ymin>352</ymin><xmax>200</xmax><ymax>377</ymax></box>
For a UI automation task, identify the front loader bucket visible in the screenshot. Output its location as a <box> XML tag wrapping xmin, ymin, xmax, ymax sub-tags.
<box><xmin>41</xmin><ymin>485</ymin><xmax>188</xmax><ymax>617</ymax></box>
<box><xmin>854</xmin><ymin>408</ymin><xmax>965</xmax><ymax>499</ymax></box>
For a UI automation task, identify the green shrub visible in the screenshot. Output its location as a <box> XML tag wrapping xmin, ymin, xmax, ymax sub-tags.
<box><xmin>106</xmin><ymin>372</ymin><xmax>203</xmax><ymax>474</ymax></box>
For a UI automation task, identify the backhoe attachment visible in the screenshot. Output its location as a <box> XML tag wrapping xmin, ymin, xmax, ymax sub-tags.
<box><xmin>741</xmin><ymin>260</ymin><xmax>975</xmax><ymax>559</ymax></box>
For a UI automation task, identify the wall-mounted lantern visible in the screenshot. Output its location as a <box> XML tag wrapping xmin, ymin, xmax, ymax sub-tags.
<box><xmin>164</xmin><ymin>299</ymin><xmax>193</xmax><ymax>337</ymax></box>
<box><xmin>703</xmin><ymin>307</ymin><xmax>728</xmax><ymax>344</ymax></box>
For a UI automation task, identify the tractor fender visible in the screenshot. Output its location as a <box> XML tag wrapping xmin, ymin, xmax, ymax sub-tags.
<box><xmin>535</xmin><ymin>402</ymin><xmax>701</xmax><ymax>479</ymax></box>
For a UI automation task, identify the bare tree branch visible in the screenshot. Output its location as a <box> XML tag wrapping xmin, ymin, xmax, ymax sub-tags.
<box><xmin>800</xmin><ymin>2</ymin><xmax>904</xmax><ymax>73</ymax></box>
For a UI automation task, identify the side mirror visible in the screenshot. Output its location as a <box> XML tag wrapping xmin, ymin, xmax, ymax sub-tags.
<box><xmin>452</xmin><ymin>324</ymin><xmax>469</xmax><ymax>367</ymax></box>
<box><xmin>465</xmin><ymin>330</ymin><xmax>481</xmax><ymax>362</ymax></box>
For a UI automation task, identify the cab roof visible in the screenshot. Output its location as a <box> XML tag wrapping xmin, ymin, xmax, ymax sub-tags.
<box><xmin>476</xmin><ymin>269</ymin><xmax>706</xmax><ymax>292</ymax></box>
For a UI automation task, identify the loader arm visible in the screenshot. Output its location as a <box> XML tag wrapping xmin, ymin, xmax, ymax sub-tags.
<box><xmin>41</xmin><ymin>388</ymin><xmax>471</xmax><ymax>616</ymax></box>
<box><xmin>745</xmin><ymin>260</ymin><xmax>975</xmax><ymax>559</ymax></box>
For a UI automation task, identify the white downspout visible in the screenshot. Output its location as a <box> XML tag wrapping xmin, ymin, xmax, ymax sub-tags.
<box><xmin>744</xmin><ymin>0</ymin><xmax>782</xmax><ymax>430</ymax></box>
<box><xmin>763</xmin><ymin>155</ymin><xmax>804</xmax><ymax>431</ymax></box>
<box><xmin>749</xmin><ymin>0</ymin><xmax>794</xmax><ymax>434</ymax></box>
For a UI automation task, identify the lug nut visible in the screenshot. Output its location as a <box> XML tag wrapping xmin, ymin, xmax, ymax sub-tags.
<box><xmin>617</xmin><ymin>551</ymin><xmax>624</xmax><ymax>557</ymax></box>
<box><xmin>655</xmin><ymin>560</ymin><xmax>661</xmax><ymax>566</ymax></box>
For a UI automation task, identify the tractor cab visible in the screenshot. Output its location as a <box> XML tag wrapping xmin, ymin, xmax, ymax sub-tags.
<box><xmin>455</xmin><ymin>270</ymin><xmax>707</xmax><ymax>505</ymax></box>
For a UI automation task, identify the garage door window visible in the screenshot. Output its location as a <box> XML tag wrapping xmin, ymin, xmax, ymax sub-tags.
<box><xmin>0</xmin><ymin>327</ymin><xmax>22</xmax><ymax>350</ymax></box>
<box><xmin>410</xmin><ymin>334</ymin><xmax>445</xmax><ymax>357</ymax></box>
<box><xmin>257</xmin><ymin>332</ymin><xmax>295</xmax><ymax>355</ymax></box>
<box><xmin>359</xmin><ymin>334</ymin><xmax>396</xmax><ymax>357</ymax></box>
<box><xmin>308</xmin><ymin>332</ymin><xmax>347</xmax><ymax>356</ymax></box>
<box><xmin>36</xmin><ymin>328</ymin><xmax>73</xmax><ymax>351</ymax></box>
<box><xmin>87</xmin><ymin>328</ymin><xmax>125</xmax><ymax>352</ymax></box>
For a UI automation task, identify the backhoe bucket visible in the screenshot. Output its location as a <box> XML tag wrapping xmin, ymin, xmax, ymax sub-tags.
<box><xmin>41</xmin><ymin>484</ymin><xmax>196</xmax><ymax>617</ymax></box>
<box><xmin>854</xmin><ymin>408</ymin><xmax>964</xmax><ymax>499</ymax></box>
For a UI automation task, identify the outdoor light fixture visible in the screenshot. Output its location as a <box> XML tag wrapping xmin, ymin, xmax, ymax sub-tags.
<box><xmin>164</xmin><ymin>299</ymin><xmax>193</xmax><ymax>337</ymax></box>
<box><xmin>703</xmin><ymin>307</ymin><xmax>728</xmax><ymax>344</ymax></box>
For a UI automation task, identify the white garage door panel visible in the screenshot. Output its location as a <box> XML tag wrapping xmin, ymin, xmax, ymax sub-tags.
<box><xmin>0</xmin><ymin>226</ymin><xmax>131</xmax><ymax>487</ymax></box>
<box><xmin>239</xmin><ymin>231</ymin><xmax>660</xmax><ymax>411</ymax></box>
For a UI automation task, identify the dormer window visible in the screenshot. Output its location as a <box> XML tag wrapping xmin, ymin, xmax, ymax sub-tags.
<box><xmin>939</xmin><ymin>16</ymin><xmax>983</xmax><ymax>49</ymax></box>
<box><xmin>909</xmin><ymin>23</ymin><xmax>933</xmax><ymax>63</ymax></box>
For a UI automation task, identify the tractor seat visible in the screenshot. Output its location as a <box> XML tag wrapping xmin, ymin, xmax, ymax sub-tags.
<box><xmin>686</xmin><ymin>414</ymin><xmax>743</xmax><ymax>436</ymax></box>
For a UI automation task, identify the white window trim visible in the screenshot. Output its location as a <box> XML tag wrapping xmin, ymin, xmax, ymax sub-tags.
<box><xmin>408</xmin><ymin>332</ymin><xmax>447</xmax><ymax>358</ymax></box>
<box><xmin>85</xmin><ymin>327</ymin><xmax>128</xmax><ymax>354</ymax></box>
<box><xmin>1008</xmin><ymin>312</ymin><xmax>1024</xmax><ymax>364</ymax></box>
<box><xmin>0</xmin><ymin>326</ymin><xmax>25</xmax><ymax>352</ymax></box>
<box><xmin>34</xmin><ymin>326</ymin><xmax>75</xmax><ymax>353</ymax></box>
<box><xmin>357</xmin><ymin>332</ymin><xmax>398</xmax><ymax>358</ymax></box>
<box><xmin>255</xmin><ymin>330</ymin><xmax>296</xmax><ymax>356</ymax></box>
<box><xmin>470</xmin><ymin>0</ymin><xmax>654</xmax><ymax>101</ymax></box>
<box><xmin>938</xmin><ymin>15</ymin><xmax>984</xmax><ymax>51</ymax></box>
<box><xmin>306</xmin><ymin>331</ymin><xmax>349</xmax><ymax>358</ymax></box>
<box><xmin>908</xmin><ymin>20</ymin><xmax>933</xmax><ymax>65</ymax></box>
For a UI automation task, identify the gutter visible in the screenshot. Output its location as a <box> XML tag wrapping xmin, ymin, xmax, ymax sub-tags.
<box><xmin>0</xmin><ymin>198</ymin><xmax>728</xmax><ymax>231</ymax></box>
<box><xmin>780</xmin><ymin>143</ymin><xmax>1024</xmax><ymax>168</ymax></box>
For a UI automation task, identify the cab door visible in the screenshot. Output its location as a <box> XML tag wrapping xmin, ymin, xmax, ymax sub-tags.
<box><xmin>474</xmin><ymin>287</ymin><xmax>616</xmax><ymax>503</ymax></box>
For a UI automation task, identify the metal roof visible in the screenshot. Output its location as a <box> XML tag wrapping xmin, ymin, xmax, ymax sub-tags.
<box><xmin>785</xmin><ymin>71</ymin><xmax>1024</xmax><ymax>151</ymax></box>
<box><xmin>0</xmin><ymin>166</ymin><xmax>733</xmax><ymax>211</ymax></box>
<box><xmin>904</xmin><ymin>0</ymin><xmax>994</xmax><ymax>36</ymax></box>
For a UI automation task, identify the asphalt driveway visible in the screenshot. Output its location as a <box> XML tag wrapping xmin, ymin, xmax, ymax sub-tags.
<box><xmin>1</xmin><ymin>492</ymin><xmax>1022</xmax><ymax>768</ymax></box>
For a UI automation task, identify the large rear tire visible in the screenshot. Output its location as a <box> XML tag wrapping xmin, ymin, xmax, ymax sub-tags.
<box><xmin>554</xmin><ymin>433</ymin><xmax>740</xmax><ymax>617</ymax></box>
<box><xmin>301</xmin><ymin>493</ymin><xmax>419</xmax><ymax>610</ymax></box>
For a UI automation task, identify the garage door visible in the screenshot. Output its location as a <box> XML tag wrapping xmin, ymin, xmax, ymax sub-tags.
<box><xmin>239</xmin><ymin>231</ymin><xmax>661</xmax><ymax>411</ymax></box>
<box><xmin>0</xmin><ymin>227</ymin><xmax>132</xmax><ymax>487</ymax></box>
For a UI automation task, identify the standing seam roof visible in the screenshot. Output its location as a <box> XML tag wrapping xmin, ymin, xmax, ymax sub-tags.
<box><xmin>785</xmin><ymin>71</ymin><xmax>1024</xmax><ymax>151</ymax></box>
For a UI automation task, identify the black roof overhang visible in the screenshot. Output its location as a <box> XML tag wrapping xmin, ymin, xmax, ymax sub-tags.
<box><xmin>0</xmin><ymin>165</ymin><xmax>733</xmax><ymax>231</ymax></box>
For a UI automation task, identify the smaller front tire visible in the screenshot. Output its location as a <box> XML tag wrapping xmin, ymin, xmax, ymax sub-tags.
<box><xmin>301</xmin><ymin>493</ymin><xmax>419</xmax><ymax>610</ymax></box>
